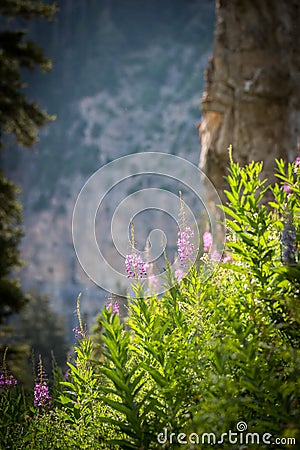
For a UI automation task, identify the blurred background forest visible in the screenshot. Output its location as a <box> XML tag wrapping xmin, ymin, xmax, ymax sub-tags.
<box><xmin>0</xmin><ymin>0</ymin><xmax>215</xmax><ymax>380</ymax></box>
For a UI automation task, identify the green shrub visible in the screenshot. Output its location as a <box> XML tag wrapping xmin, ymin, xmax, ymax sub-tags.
<box><xmin>1</xmin><ymin>154</ymin><xmax>299</xmax><ymax>449</ymax></box>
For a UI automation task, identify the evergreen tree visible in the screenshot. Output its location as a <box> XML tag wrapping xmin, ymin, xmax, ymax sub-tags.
<box><xmin>0</xmin><ymin>0</ymin><xmax>57</xmax><ymax>322</ymax></box>
<box><xmin>0</xmin><ymin>0</ymin><xmax>57</xmax><ymax>148</ymax></box>
<box><xmin>0</xmin><ymin>0</ymin><xmax>57</xmax><ymax>376</ymax></box>
<box><xmin>0</xmin><ymin>172</ymin><xmax>25</xmax><ymax>323</ymax></box>
<box><xmin>18</xmin><ymin>292</ymin><xmax>68</xmax><ymax>379</ymax></box>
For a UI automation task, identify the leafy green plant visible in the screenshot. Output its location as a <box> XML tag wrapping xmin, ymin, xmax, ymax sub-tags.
<box><xmin>1</xmin><ymin>154</ymin><xmax>299</xmax><ymax>449</ymax></box>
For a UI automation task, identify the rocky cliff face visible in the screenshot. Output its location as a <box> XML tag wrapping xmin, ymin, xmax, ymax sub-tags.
<box><xmin>199</xmin><ymin>0</ymin><xmax>300</xmax><ymax>200</ymax></box>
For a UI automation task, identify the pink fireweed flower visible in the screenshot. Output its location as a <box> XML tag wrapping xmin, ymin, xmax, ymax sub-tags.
<box><xmin>203</xmin><ymin>231</ymin><xmax>213</xmax><ymax>252</ymax></box>
<box><xmin>72</xmin><ymin>324</ymin><xmax>87</xmax><ymax>339</ymax></box>
<box><xmin>106</xmin><ymin>301</ymin><xmax>120</xmax><ymax>315</ymax></box>
<box><xmin>175</xmin><ymin>268</ymin><xmax>184</xmax><ymax>282</ymax></box>
<box><xmin>294</xmin><ymin>156</ymin><xmax>300</xmax><ymax>175</ymax></box>
<box><xmin>0</xmin><ymin>373</ymin><xmax>17</xmax><ymax>389</ymax></box>
<box><xmin>211</xmin><ymin>250</ymin><xmax>221</xmax><ymax>262</ymax></box>
<box><xmin>282</xmin><ymin>183</ymin><xmax>292</xmax><ymax>194</ymax></box>
<box><xmin>177</xmin><ymin>226</ymin><xmax>195</xmax><ymax>267</ymax></box>
<box><xmin>222</xmin><ymin>254</ymin><xmax>232</xmax><ymax>264</ymax></box>
<box><xmin>148</xmin><ymin>273</ymin><xmax>159</xmax><ymax>293</ymax></box>
<box><xmin>125</xmin><ymin>253</ymin><xmax>148</xmax><ymax>279</ymax></box>
<box><xmin>34</xmin><ymin>381</ymin><xmax>51</xmax><ymax>408</ymax></box>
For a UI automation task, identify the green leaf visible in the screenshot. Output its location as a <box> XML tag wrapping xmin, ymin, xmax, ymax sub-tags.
<box><xmin>225</xmin><ymin>219</ymin><xmax>242</xmax><ymax>233</ymax></box>
<box><xmin>140</xmin><ymin>364</ymin><xmax>167</xmax><ymax>387</ymax></box>
<box><xmin>220</xmin><ymin>262</ymin><xmax>245</xmax><ymax>273</ymax></box>
<box><xmin>98</xmin><ymin>416</ymin><xmax>138</xmax><ymax>438</ymax></box>
<box><xmin>59</xmin><ymin>394</ymin><xmax>74</xmax><ymax>405</ymax></box>
<box><xmin>106</xmin><ymin>439</ymin><xmax>138</xmax><ymax>450</ymax></box>
<box><xmin>268</xmin><ymin>201</ymin><xmax>280</xmax><ymax>210</ymax></box>
<box><xmin>237</xmin><ymin>231</ymin><xmax>256</xmax><ymax>247</ymax></box>
<box><xmin>139</xmin><ymin>396</ymin><xmax>164</xmax><ymax>422</ymax></box>
<box><xmin>100</xmin><ymin>396</ymin><xmax>140</xmax><ymax>430</ymax></box>
<box><xmin>100</xmin><ymin>367</ymin><xmax>130</xmax><ymax>394</ymax></box>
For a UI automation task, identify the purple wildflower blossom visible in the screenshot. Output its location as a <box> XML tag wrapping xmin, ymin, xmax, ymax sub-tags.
<box><xmin>222</xmin><ymin>254</ymin><xmax>232</xmax><ymax>264</ymax></box>
<box><xmin>106</xmin><ymin>301</ymin><xmax>120</xmax><ymax>315</ymax></box>
<box><xmin>294</xmin><ymin>156</ymin><xmax>300</xmax><ymax>174</ymax></box>
<box><xmin>73</xmin><ymin>325</ymin><xmax>87</xmax><ymax>339</ymax></box>
<box><xmin>203</xmin><ymin>231</ymin><xmax>213</xmax><ymax>252</ymax></box>
<box><xmin>0</xmin><ymin>373</ymin><xmax>17</xmax><ymax>389</ymax></box>
<box><xmin>211</xmin><ymin>250</ymin><xmax>222</xmax><ymax>262</ymax></box>
<box><xmin>175</xmin><ymin>268</ymin><xmax>184</xmax><ymax>282</ymax></box>
<box><xmin>177</xmin><ymin>226</ymin><xmax>195</xmax><ymax>266</ymax></box>
<box><xmin>283</xmin><ymin>183</ymin><xmax>292</xmax><ymax>194</ymax></box>
<box><xmin>34</xmin><ymin>381</ymin><xmax>51</xmax><ymax>408</ymax></box>
<box><xmin>125</xmin><ymin>254</ymin><xmax>148</xmax><ymax>279</ymax></box>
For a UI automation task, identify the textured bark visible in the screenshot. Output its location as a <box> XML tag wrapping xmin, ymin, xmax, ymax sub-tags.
<box><xmin>199</xmin><ymin>0</ymin><xmax>300</xmax><ymax>201</ymax></box>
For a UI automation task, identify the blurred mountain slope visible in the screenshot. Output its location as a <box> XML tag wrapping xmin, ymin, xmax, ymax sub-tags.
<box><xmin>2</xmin><ymin>0</ymin><xmax>215</xmax><ymax>333</ymax></box>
